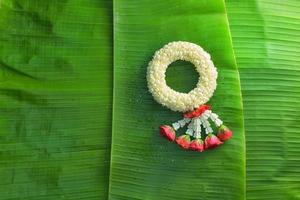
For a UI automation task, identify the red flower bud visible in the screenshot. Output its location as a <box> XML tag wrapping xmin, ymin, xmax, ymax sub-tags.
<box><xmin>183</xmin><ymin>105</ymin><xmax>211</xmax><ymax>118</ymax></box>
<box><xmin>217</xmin><ymin>125</ymin><xmax>232</xmax><ymax>141</ymax></box>
<box><xmin>204</xmin><ymin>134</ymin><xmax>223</xmax><ymax>149</ymax></box>
<box><xmin>189</xmin><ymin>139</ymin><xmax>205</xmax><ymax>152</ymax></box>
<box><xmin>176</xmin><ymin>135</ymin><xmax>191</xmax><ymax>149</ymax></box>
<box><xmin>159</xmin><ymin>125</ymin><xmax>176</xmax><ymax>141</ymax></box>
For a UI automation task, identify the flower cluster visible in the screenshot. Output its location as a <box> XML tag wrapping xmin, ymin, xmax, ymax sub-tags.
<box><xmin>159</xmin><ymin>105</ymin><xmax>232</xmax><ymax>152</ymax></box>
<box><xmin>183</xmin><ymin>105</ymin><xmax>211</xmax><ymax>118</ymax></box>
<box><xmin>147</xmin><ymin>41</ymin><xmax>218</xmax><ymax>112</ymax></box>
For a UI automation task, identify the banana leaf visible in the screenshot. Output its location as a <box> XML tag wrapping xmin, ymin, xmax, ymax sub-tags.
<box><xmin>110</xmin><ymin>0</ymin><xmax>245</xmax><ymax>199</ymax></box>
<box><xmin>226</xmin><ymin>0</ymin><xmax>300</xmax><ymax>199</ymax></box>
<box><xmin>0</xmin><ymin>0</ymin><xmax>112</xmax><ymax>199</ymax></box>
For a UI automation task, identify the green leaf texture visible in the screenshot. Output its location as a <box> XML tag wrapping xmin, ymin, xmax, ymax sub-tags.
<box><xmin>226</xmin><ymin>0</ymin><xmax>300</xmax><ymax>199</ymax></box>
<box><xmin>0</xmin><ymin>0</ymin><xmax>112</xmax><ymax>199</ymax></box>
<box><xmin>110</xmin><ymin>0</ymin><xmax>245</xmax><ymax>199</ymax></box>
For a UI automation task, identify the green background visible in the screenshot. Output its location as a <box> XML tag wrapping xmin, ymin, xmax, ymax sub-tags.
<box><xmin>0</xmin><ymin>0</ymin><xmax>299</xmax><ymax>200</ymax></box>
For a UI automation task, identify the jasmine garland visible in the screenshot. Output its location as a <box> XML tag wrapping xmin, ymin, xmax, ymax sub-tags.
<box><xmin>147</xmin><ymin>41</ymin><xmax>217</xmax><ymax>112</ymax></box>
<box><xmin>147</xmin><ymin>41</ymin><xmax>233</xmax><ymax>152</ymax></box>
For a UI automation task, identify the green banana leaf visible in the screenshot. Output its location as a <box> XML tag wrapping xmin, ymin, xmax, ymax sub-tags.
<box><xmin>2</xmin><ymin>0</ymin><xmax>299</xmax><ymax>200</ymax></box>
<box><xmin>109</xmin><ymin>0</ymin><xmax>245</xmax><ymax>199</ymax></box>
<box><xmin>226</xmin><ymin>0</ymin><xmax>300</xmax><ymax>199</ymax></box>
<box><xmin>0</xmin><ymin>0</ymin><xmax>112</xmax><ymax>199</ymax></box>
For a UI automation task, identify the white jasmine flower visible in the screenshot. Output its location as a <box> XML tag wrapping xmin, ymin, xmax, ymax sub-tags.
<box><xmin>147</xmin><ymin>41</ymin><xmax>218</xmax><ymax>112</ymax></box>
<box><xmin>172</xmin><ymin>122</ymin><xmax>180</xmax><ymax>130</ymax></box>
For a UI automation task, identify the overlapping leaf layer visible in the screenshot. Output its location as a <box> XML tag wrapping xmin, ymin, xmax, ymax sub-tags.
<box><xmin>110</xmin><ymin>0</ymin><xmax>245</xmax><ymax>199</ymax></box>
<box><xmin>0</xmin><ymin>1</ymin><xmax>112</xmax><ymax>199</ymax></box>
<box><xmin>0</xmin><ymin>0</ymin><xmax>299</xmax><ymax>200</ymax></box>
<box><xmin>227</xmin><ymin>1</ymin><xmax>300</xmax><ymax>199</ymax></box>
